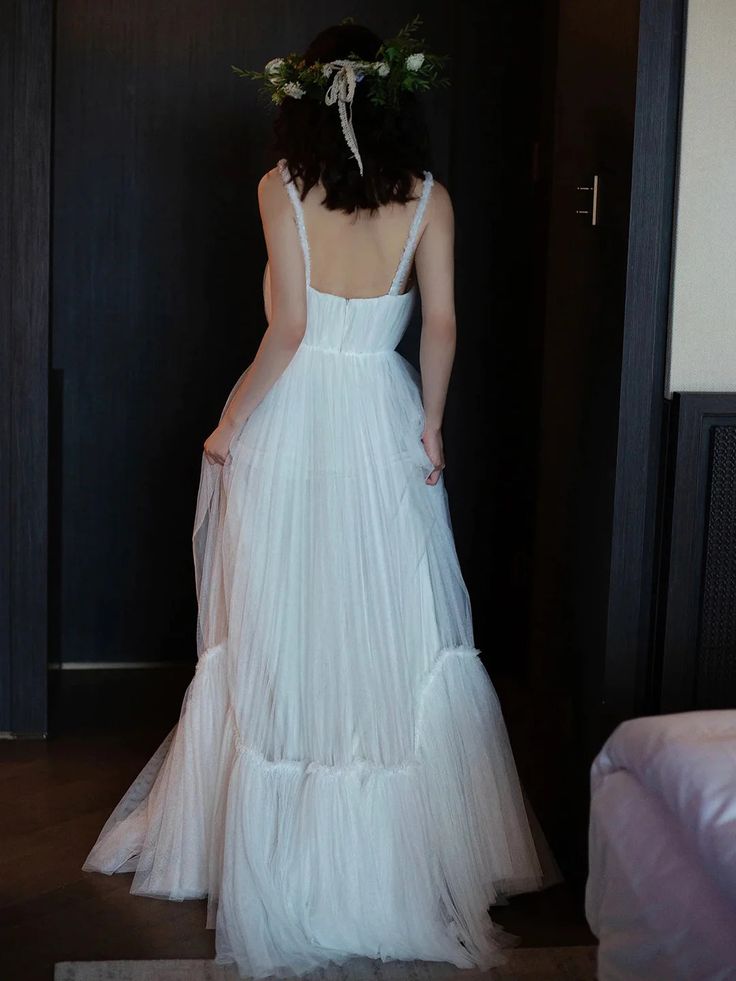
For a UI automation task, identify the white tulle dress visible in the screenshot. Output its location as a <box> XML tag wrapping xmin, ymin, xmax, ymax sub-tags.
<box><xmin>83</xmin><ymin>159</ymin><xmax>560</xmax><ymax>980</ymax></box>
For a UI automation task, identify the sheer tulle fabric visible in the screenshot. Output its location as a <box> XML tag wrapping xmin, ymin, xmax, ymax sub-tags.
<box><xmin>82</xmin><ymin>162</ymin><xmax>559</xmax><ymax>980</ymax></box>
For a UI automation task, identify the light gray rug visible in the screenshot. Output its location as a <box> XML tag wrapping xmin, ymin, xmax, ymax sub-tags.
<box><xmin>55</xmin><ymin>947</ymin><xmax>598</xmax><ymax>981</ymax></box>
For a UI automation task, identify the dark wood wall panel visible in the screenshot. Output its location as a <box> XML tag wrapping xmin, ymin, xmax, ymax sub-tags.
<box><xmin>447</xmin><ymin>3</ymin><xmax>551</xmax><ymax>671</ymax></box>
<box><xmin>53</xmin><ymin>0</ymin><xmax>288</xmax><ymax>666</ymax></box>
<box><xmin>0</xmin><ymin>0</ymin><xmax>52</xmax><ymax>734</ymax></box>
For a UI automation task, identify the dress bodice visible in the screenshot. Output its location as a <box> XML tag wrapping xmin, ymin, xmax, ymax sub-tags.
<box><xmin>263</xmin><ymin>159</ymin><xmax>434</xmax><ymax>355</ymax></box>
<box><xmin>301</xmin><ymin>284</ymin><xmax>417</xmax><ymax>355</ymax></box>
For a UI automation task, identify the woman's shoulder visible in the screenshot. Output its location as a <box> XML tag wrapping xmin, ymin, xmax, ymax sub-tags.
<box><xmin>424</xmin><ymin>172</ymin><xmax>449</xmax><ymax>197</ymax></box>
<box><xmin>258</xmin><ymin>161</ymin><xmax>285</xmax><ymax>194</ymax></box>
<box><xmin>257</xmin><ymin>164</ymin><xmax>291</xmax><ymax>221</ymax></box>
<box><xmin>259</xmin><ymin>159</ymin><xmax>308</xmax><ymax>208</ymax></box>
<box><xmin>257</xmin><ymin>162</ymin><xmax>292</xmax><ymax>218</ymax></box>
<box><xmin>423</xmin><ymin>175</ymin><xmax>453</xmax><ymax>222</ymax></box>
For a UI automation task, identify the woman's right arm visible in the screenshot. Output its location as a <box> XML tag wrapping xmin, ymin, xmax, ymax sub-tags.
<box><xmin>414</xmin><ymin>181</ymin><xmax>457</xmax><ymax>485</ymax></box>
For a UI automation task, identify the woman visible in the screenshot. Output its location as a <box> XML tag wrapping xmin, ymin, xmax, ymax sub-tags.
<box><xmin>83</xmin><ymin>19</ymin><xmax>559</xmax><ymax>980</ymax></box>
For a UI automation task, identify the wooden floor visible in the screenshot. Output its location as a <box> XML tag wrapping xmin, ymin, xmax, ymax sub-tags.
<box><xmin>0</xmin><ymin>667</ymin><xmax>595</xmax><ymax>981</ymax></box>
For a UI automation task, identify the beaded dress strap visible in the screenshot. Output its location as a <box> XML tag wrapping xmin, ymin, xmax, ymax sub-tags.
<box><xmin>277</xmin><ymin>158</ymin><xmax>311</xmax><ymax>287</ymax></box>
<box><xmin>388</xmin><ymin>171</ymin><xmax>434</xmax><ymax>296</ymax></box>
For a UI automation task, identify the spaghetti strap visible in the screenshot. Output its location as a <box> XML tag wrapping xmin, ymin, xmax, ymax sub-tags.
<box><xmin>277</xmin><ymin>158</ymin><xmax>311</xmax><ymax>287</ymax></box>
<box><xmin>388</xmin><ymin>171</ymin><xmax>434</xmax><ymax>296</ymax></box>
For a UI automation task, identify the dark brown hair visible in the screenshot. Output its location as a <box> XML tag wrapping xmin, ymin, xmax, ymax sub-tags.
<box><xmin>272</xmin><ymin>23</ymin><xmax>432</xmax><ymax>215</ymax></box>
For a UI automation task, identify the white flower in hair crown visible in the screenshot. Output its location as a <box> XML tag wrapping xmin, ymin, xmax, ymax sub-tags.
<box><xmin>231</xmin><ymin>15</ymin><xmax>450</xmax><ymax>176</ymax></box>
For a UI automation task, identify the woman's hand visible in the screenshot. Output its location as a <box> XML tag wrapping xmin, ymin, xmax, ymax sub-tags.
<box><xmin>421</xmin><ymin>426</ymin><xmax>445</xmax><ymax>485</ymax></box>
<box><xmin>203</xmin><ymin>419</ymin><xmax>238</xmax><ymax>466</ymax></box>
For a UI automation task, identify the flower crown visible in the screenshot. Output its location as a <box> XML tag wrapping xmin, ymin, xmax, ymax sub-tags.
<box><xmin>231</xmin><ymin>15</ymin><xmax>450</xmax><ymax>176</ymax></box>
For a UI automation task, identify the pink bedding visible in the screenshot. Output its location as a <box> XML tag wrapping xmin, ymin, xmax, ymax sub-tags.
<box><xmin>585</xmin><ymin>710</ymin><xmax>736</xmax><ymax>980</ymax></box>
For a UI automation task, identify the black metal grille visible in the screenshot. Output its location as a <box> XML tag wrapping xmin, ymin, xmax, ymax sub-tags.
<box><xmin>697</xmin><ymin>426</ymin><xmax>736</xmax><ymax>708</ymax></box>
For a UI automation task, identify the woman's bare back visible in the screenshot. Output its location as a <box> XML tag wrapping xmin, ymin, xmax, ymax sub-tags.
<box><xmin>298</xmin><ymin>173</ymin><xmax>430</xmax><ymax>299</ymax></box>
<box><xmin>263</xmin><ymin>171</ymin><xmax>431</xmax><ymax>312</ymax></box>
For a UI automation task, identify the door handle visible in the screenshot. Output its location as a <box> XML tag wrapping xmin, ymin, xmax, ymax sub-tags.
<box><xmin>576</xmin><ymin>174</ymin><xmax>599</xmax><ymax>226</ymax></box>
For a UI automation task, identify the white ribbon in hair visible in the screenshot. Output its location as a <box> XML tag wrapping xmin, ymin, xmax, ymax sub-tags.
<box><xmin>323</xmin><ymin>59</ymin><xmax>374</xmax><ymax>176</ymax></box>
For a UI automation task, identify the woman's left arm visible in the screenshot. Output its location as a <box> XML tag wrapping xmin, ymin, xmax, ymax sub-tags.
<box><xmin>203</xmin><ymin>167</ymin><xmax>308</xmax><ymax>465</ymax></box>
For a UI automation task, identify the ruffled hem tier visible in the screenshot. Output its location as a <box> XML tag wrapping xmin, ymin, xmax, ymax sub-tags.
<box><xmin>83</xmin><ymin>639</ymin><xmax>559</xmax><ymax>980</ymax></box>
